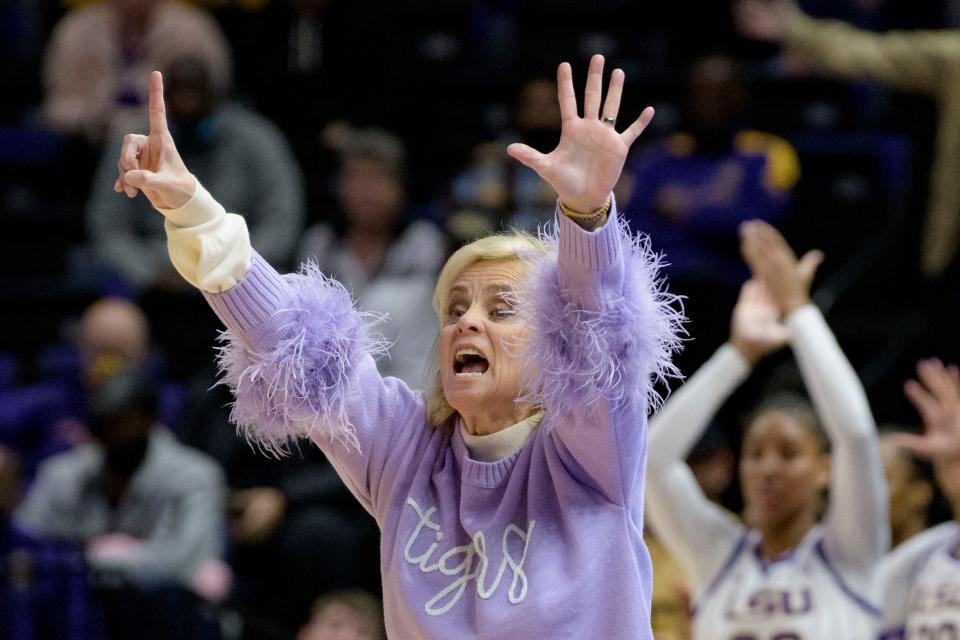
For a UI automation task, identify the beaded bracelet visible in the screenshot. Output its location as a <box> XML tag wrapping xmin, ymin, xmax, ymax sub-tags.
<box><xmin>559</xmin><ymin>195</ymin><xmax>612</xmax><ymax>227</ymax></box>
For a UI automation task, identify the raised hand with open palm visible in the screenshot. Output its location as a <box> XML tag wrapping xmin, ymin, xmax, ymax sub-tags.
<box><xmin>740</xmin><ymin>220</ymin><xmax>823</xmax><ymax>316</ymax></box>
<box><xmin>506</xmin><ymin>54</ymin><xmax>654</xmax><ymax>215</ymax></box>
<box><xmin>729</xmin><ymin>279</ymin><xmax>791</xmax><ymax>366</ymax></box>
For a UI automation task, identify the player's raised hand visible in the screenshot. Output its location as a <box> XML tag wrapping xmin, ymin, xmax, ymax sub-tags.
<box><xmin>506</xmin><ymin>54</ymin><xmax>654</xmax><ymax>214</ymax></box>
<box><xmin>740</xmin><ymin>220</ymin><xmax>822</xmax><ymax>315</ymax></box>
<box><xmin>729</xmin><ymin>279</ymin><xmax>791</xmax><ymax>366</ymax></box>
<box><xmin>898</xmin><ymin>359</ymin><xmax>960</xmax><ymax>460</ymax></box>
<box><xmin>114</xmin><ymin>71</ymin><xmax>196</xmax><ymax>210</ymax></box>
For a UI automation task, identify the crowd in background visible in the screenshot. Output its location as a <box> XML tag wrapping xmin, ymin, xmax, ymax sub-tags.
<box><xmin>2</xmin><ymin>0</ymin><xmax>960</xmax><ymax>638</ymax></box>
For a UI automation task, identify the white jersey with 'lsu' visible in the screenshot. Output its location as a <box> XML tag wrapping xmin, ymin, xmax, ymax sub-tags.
<box><xmin>692</xmin><ymin>526</ymin><xmax>879</xmax><ymax>640</ymax></box>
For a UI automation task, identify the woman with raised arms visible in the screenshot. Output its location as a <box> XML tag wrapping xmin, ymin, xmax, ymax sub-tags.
<box><xmin>112</xmin><ymin>55</ymin><xmax>682</xmax><ymax>638</ymax></box>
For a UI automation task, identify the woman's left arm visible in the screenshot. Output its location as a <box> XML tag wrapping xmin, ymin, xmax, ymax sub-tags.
<box><xmin>508</xmin><ymin>56</ymin><xmax>682</xmax><ymax>504</ymax></box>
<box><xmin>788</xmin><ymin>306</ymin><xmax>888</xmax><ymax>568</ymax></box>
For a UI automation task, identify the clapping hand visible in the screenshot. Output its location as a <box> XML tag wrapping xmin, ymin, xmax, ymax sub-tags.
<box><xmin>730</xmin><ymin>279</ymin><xmax>791</xmax><ymax>366</ymax></box>
<box><xmin>507</xmin><ymin>54</ymin><xmax>655</xmax><ymax>214</ymax></box>
<box><xmin>740</xmin><ymin>220</ymin><xmax>822</xmax><ymax>316</ymax></box>
<box><xmin>114</xmin><ymin>71</ymin><xmax>196</xmax><ymax>210</ymax></box>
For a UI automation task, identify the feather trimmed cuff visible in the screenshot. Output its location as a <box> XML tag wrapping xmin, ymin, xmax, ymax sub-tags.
<box><xmin>516</xmin><ymin>213</ymin><xmax>684</xmax><ymax>417</ymax></box>
<box><xmin>210</xmin><ymin>260</ymin><xmax>387</xmax><ymax>456</ymax></box>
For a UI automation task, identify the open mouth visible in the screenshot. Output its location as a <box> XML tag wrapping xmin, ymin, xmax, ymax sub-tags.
<box><xmin>454</xmin><ymin>348</ymin><xmax>489</xmax><ymax>377</ymax></box>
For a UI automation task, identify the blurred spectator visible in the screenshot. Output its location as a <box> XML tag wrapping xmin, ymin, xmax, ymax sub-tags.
<box><xmin>2</xmin><ymin>444</ymin><xmax>100</xmax><ymax>640</ymax></box>
<box><xmin>77</xmin><ymin>297</ymin><xmax>151</xmax><ymax>387</ymax></box>
<box><xmin>450</xmin><ymin>77</ymin><xmax>562</xmax><ymax>234</ymax></box>
<box><xmin>623</xmin><ymin>54</ymin><xmax>799</xmax><ymax>372</ymax></box>
<box><xmin>880</xmin><ymin>429</ymin><xmax>934</xmax><ymax>548</ymax></box>
<box><xmin>179</xmin><ymin>376</ymin><xmax>380</xmax><ymax>639</ymax></box>
<box><xmin>623</xmin><ymin>54</ymin><xmax>799</xmax><ymax>283</ymax></box>
<box><xmin>41</xmin><ymin>0</ymin><xmax>230</xmax><ymax>145</ymax></box>
<box><xmin>734</xmin><ymin>0</ymin><xmax>960</xmax><ymax>277</ymax></box>
<box><xmin>0</xmin><ymin>297</ymin><xmax>181</xmax><ymax>484</ymax></box>
<box><xmin>13</xmin><ymin>369</ymin><xmax>227</xmax><ymax>640</ymax></box>
<box><xmin>297</xmin><ymin>590</ymin><xmax>385</xmax><ymax>640</ymax></box>
<box><xmin>88</xmin><ymin>53</ymin><xmax>306</xmax><ymax>293</ymax></box>
<box><xmin>298</xmin><ymin>128</ymin><xmax>444</xmax><ymax>388</ymax></box>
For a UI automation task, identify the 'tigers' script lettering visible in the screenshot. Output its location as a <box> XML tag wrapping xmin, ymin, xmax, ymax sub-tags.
<box><xmin>403</xmin><ymin>497</ymin><xmax>536</xmax><ymax>616</ymax></box>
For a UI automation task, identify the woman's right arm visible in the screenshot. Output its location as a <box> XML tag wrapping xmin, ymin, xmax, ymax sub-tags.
<box><xmin>645</xmin><ymin>345</ymin><xmax>747</xmax><ymax>594</ymax></box>
<box><xmin>647</xmin><ymin>280</ymin><xmax>787</xmax><ymax>593</ymax></box>
<box><xmin>115</xmin><ymin>72</ymin><xmax>424</xmax><ymax>519</ymax></box>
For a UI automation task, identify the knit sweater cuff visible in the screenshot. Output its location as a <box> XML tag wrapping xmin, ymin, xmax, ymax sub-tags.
<box><xmin>556</xmin><ymin>196</ymin><xmax>622</xmax><ymax>273</ymax></box>
<box><xmin>204</xmin><ymin>252</ymin><xmax>292</xmax><ymax>351</ymax></box>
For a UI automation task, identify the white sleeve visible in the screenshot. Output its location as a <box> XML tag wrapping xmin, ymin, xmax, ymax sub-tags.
<box><xmin>158</xmin><ymin>181</ymin><xmax>252</xmax><ymax>293</ymax></box>
<box><xmin>787</xmin><ymin>305</ymin><xmax>889</xmax><ymax>582</ymax></box>
<box><xmin>645</xmin><ymin>343</ymin><xmax>749</xmax><ymax>594</ymax></box>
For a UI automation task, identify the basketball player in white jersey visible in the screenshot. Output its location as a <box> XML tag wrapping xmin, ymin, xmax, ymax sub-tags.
<box><xmin>880</xmin><ymin>358</ymin><xmax>960</xmax><ymax>639</ymax></box>
<box><xmin>645</xmin><ymin>220</ymin><xmax>888</xmax><ymax>639</ymax></box>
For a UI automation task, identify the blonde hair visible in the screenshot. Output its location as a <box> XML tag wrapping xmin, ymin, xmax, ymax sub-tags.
<box><xmin>427</xmin><ymin>231</ymin><xmax>549</xmax><ymax>426</ymax></box>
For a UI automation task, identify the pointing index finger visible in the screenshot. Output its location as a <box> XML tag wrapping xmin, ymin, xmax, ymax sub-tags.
<box><xmin>149</xmin><ymin>71</ymin><xmax>169</xmax><ymax>135</ymax></box>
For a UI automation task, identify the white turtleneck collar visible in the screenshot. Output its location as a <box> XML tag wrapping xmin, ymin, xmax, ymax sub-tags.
<box><xmin>458</xmin><ymin>413</ymin><xmax>543</xmax><ymax>462</ymax></box>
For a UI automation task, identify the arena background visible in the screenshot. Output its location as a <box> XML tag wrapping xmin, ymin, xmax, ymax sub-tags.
<box><xmin>0</xmin><ymin>0</ymin><xmax>958</xmax><ymax>638</ymax></box>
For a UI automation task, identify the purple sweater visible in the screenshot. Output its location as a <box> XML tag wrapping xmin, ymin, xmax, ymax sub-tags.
<box><xmin>203</xmin><ymin>205</ymin><xmax>681</xmax><ymax>638</ymax></box>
